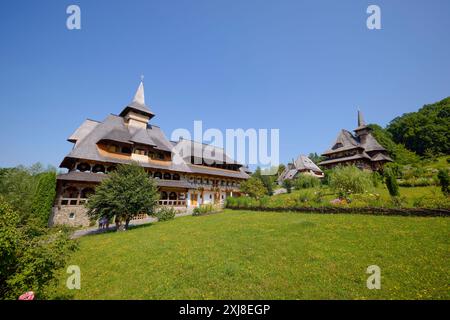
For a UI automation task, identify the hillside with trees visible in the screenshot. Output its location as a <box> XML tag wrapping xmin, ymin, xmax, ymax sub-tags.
<box><xmin>386</xmin><ymin>97</ymin><xmax>450</xmax><ymax>156</ymax></box>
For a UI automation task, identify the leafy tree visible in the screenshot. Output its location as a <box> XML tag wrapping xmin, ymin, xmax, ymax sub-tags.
<box><xmin>0</xmin><ymin>164</ymin><xmax>53</xmax><ymax>223</ymax></box>
<box><xmin>260</xmin><ymin>175</ymin><xmax>274</xmax><ymax>196</ymax></box>
<box><xmin>282</xmin><ymin>179</ymin><xmax>292</xmax><ymax>193</ymax></box>
<box><xmin>0</xmin><ymin>197</ymin><xmax>76</xmax><ymax>299</ymax></box>
<box><xmin>384</xmin><ymin>169</ymin><xmax>400</xmax><ymax>197</ymax></box>
<box><xmin>437</xmin><ymin>169</ymin><xmax>449</xmax><ymax>195</ymax></box>
<box><xmin>240</xmin><ymin>177</ymin><xmax>267</xmax><ymax>199</ymax></box>
<box><xmin>328</xmin><ymin>166</ymin><xmax>372</xmax><ymax>198</ymax></box>
<box><xmin>31</xmin><ymin>171</ymin><xmax>56</xmax><ymax>227</ymax></box>
<box><xmin>251</xmin><ymin>166</ymin><xmax>274</xmax><ymax>196</ymax></box>
<box><xmin>368</xmin><ymin>124</ymin><xmax>420</xmax><ymax>165</ymax></box>
<box><xmin>386</xmin><ymin>97</ymin><xmax>450</xmax><ymax>155</ymax></box>
<box><xmin>86</xmin><ymin>163</ymin><xmax>159</xmax><ymax>230</ymax></box>
<box><xmin>277</xmin><ymin>164</ymin><xmax>286</xmax><ymax>177</ymax></box>
<box><xmin>308</xmin><ymin>152</ymin><xmax>324</xmax><ymax>164</ymax></box>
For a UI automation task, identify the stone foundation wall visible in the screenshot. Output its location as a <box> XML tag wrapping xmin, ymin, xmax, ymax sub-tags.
<box><xmin>50</xmin><ymin>205</ymin><xmax>91</xmax><ymax>227</ymax></box>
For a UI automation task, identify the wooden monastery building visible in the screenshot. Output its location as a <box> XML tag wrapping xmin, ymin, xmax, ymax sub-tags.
<box><xmin>318</xmin><ymin>111</ymin><xmax>392</xmax><ymax>171</ymax></box>
<box><xmin>51</xmin><ymin>82</ymin><xmax>250</xmax><ymax>226</ymax></box>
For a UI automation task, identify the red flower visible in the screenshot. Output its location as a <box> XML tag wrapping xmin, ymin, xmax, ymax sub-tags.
<box><xmin>18</xmin><ymin>291</ymin><xmax>35</xmax><ymax>300</ymax></box>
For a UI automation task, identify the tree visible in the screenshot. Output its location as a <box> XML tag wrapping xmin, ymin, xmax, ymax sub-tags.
<box><xmin>0</xmin><ymin>167</ymin><xmax>37</xmax><ymax>222</ymax></box>
<box><xmin>368</xmin><ymin>124</ymin><xmax>420</xmax><ymax>165</ymax></box>
<box><xmin>240</xmin><ymin>177</ymin><xmax>267</xmax><ymax>199</ymax></box>
<box><xmin>251</xmin><ymin>166</ymin><xmax>273</xmax><ymax>196</ymax></box>
<box><xmin>384</xmin><ymin>169</ymin><xmax>400</xmax><ymax>197</ymax></box>
<box><xmin>308</xmin><ymin>152</ymin><xmax>324</xmax><ymax>164</ymax></box>
<box><xmin>86</xmin><ymin>163</ymin><xmax>159</xmax><ymax>230</ymax></box>
<box><xmin>0</xmin><ymin>197</ymin><xmax>76</xmax><ymax>299</ymax></box>
<box><xmin>328</xmin><ymin>166</ymin><xmax>372</xmax><ymax>198</ymax></box>
<box><xmin>277</xmin><ymin>164</ymin><xmax>286</xmax><ymax>177</ymax></box>
<box><xmin>31</xmin><ymin>171</ymin><xmax>56</xmax><ymax>227</ymax></box>
<box><xmin>386</xmin><ymin>97</ymin><xmax>450</xmax><ymax>155</ymax></box>
<box><xmin>437</xmin><ymin>169</ymin><xmax>449</xmax><ymax>195</ymax></box>
<box><xmin>260</xmin><ymin>175</ymin><xmax>274</xmax><ymax>196</ymax></box>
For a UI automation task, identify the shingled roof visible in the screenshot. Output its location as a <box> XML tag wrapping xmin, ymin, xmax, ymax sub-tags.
<box><xmin>60</xmin><ymin>81</ymin><xmax>249</xmax><ymax>180</ymax></box>
<box><xmin>277</xmin><ymin>155</ymin><xmax>323</xmax><ymax>183</ymax></box>
<box><xmin>319</xmin><ymin>111</ymin><xmax>392</xmax><ymax>167</ymax></box>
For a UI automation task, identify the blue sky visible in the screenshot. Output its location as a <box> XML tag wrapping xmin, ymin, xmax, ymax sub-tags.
<box><xmin>0</xmin><ymin>0</ymin><xmax>449</xmax><ymax>169</ymax></box>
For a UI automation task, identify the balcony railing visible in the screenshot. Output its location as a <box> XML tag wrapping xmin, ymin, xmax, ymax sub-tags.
<box><xmin>158</xmin><ymin>200</ymin><xmax>187</xmax><ymax>206</ymax></box>
<box><xmin>59</xmin><ymin>198</ymin><xmax>87</xmax><ymax>206</ymax></box>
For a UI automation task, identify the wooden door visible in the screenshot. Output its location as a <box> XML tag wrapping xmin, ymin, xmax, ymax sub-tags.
<box><xmin>191</xmin><ymin>193</ymin><xmax>197</xmax><ymax>206</ymax></box>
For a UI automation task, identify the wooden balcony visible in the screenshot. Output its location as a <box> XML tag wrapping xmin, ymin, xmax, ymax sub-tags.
<box><xmin>158</xmin><ymin>199</ymin><xmax>186</xmax><ymax>206</ymax></box>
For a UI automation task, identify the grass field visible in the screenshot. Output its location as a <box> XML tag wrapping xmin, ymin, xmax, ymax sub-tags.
<box><xmin>49</xmin><ymin>210</ymin><xmax>449</xmax><ymax>300</ymax></box>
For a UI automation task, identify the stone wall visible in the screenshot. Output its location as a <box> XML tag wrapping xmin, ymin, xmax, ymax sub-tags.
<box><xmin>50</xmin><ymin>205</ymin><xmax>91</xmax><ymax>227</ymax></box>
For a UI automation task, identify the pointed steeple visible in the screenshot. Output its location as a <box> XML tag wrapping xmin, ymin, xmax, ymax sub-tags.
<box><xmin>119</xmin><ymin>80</ymin><xmax>155</xmax><ymax>121</ymax></box>
<box><xmin>354</xmin><ymin>109</ymin><xmax>371</xmax><ymax>140</ymax></box>
<box><xmin>357</xmin><ymin>110</ymin><xmax>365</xmax><ymax>127</ymax></box>
<box><xmin>132</xmin><ymin>81</ymin><xmax>145</xmax><ymax>106</ymax></box>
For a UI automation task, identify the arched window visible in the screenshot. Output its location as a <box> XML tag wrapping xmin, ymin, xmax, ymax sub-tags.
<box><xmin>81</xmin><ymin>188</ymin><xmax>95</xmax><ymax>198</ymax></box>
<box><xmin>63</xmin><ymin>186</ymin><xmax>79</xmax><ymax>198</ymax></box>
<box><xmin>154</xmin><ymin>172</ymin><xmax>162</xmax><ymax>179</ymax></box>
<box><xmin>161</xmin><ymin>191</ymin><xmax>168</xmax><ymax>200</ymax></box>
<box><xmin>163</xmin><ymin>172</ymin><xmax>172</xmax><ymax>180</ymax></box>
<box><xmin>172</xmin><ymin>173</ymin><xmax>180</xmax><ymax>181</ymax></box>
<box><xmin>76</xmin><ymin>162</ymin><xmax>90</xmax><ymax>172</ymax></box>
<box><xmin>92</xmin><ymin>164</ymin><xmax>106</xmax><ymax>173</ymax></box>
<box><xmin>169</xmin><ymin>192</ymin><xmax>177</xmax><ymax>200</ymax></box>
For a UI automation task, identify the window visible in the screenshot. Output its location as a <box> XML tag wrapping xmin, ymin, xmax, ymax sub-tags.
<box><xmin>76</xmin><ymin>162</ymin><xmax>90</xmax><ymax>172</ymax></box>
<box><xmin>92</xmin><ymin>164</ymin><xmax>105</xmax><ymax>173</ymax></box>
<box><xmin>172</xmin><ymin>173</ymin><xmax>180</xmax><ymax>180</ymax></box>
<box><xmin>154</xmin><ymin>172</ymin><xmax>162</xmax><ymax>179</ymax></box>
<box><xmin>69</xmin><ymin>212</ymin><xmax>75</xmax><ymax>219</ymax></box>
<box><xmin>163</xmin><ymin>173</ymin><xmax>172</xmax><ymax>180</ymax></box>
<box><xmin>134</xmin><ymin>148</ymin><xmax>146</xmax><ymax>155</ymax></box>
<box><xmin>209</xmin><ymin>194</ymin><xmax>212</xmax><ymax>199</ymax></box>
<box><xmin>169</xmin><ymin>192</ymin><xmax>177</xmax><ymax>200</ymax></box>
<box><xmin>121</xmin><ymin>147</ymin><xmax>132</xmax><ymax>154</ymax></box>
<box><xmin>109</xmin><ymin>145</ymin><xmax>120</xmax><ymax>153</ymax></box>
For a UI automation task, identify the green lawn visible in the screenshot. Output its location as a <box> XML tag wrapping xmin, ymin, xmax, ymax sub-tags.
<box><xmin>49</xmin><ymin>210</ymin><xmax>449</xmax><ymax>300</ymax></box>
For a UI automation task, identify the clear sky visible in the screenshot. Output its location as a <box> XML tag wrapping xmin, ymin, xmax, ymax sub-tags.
<box><xmin>0</xmin><ymin>0</ymin><xmax>449</xmax><ymax>169</ymax></box>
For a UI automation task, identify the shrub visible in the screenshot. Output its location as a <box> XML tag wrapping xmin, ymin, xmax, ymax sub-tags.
<box><xmin>192</xmin><ymin>204</ymin><xmax>221</xmax><ymax>216</ymax></box>
<box><xmin>282</xmin><ymin>179</ymin><xmax>292</xmax><ymax>193</ymax></box>
<box><xmin>371</xmin><ymin>172</ymin><xmax>383</xmax><ymax>188</ymax></box>
<box><xmin>390</xmin><ymin>196</ymin><xmax>407</xmax><ymax>208</ymax></box>
<box><xmin>293</xmin><ymin>175</ymin><xmax>320</xmax><ymax>189</ymax></box>
<box><xmin>413</xmin><ymin>193</ymin><xmax>450</xmax><ymax>209</ymax></box>
<box><xmin>0</xmin><ymin>197</ymin><xmax>77</xmax><ymax>299</ymax></box>
<box><xmin>384</xmin><ymin>169</ymin><xmax>400</xmax><ymax>197</ymax></box>
<box><xmin>328</xmin><ymin>166</ymin><xmax>372</xmax><ymax>198</ymax></box>
<box><xmin>240</xmin><ymin>177</ymin><xmax>267</xmax><ymax>199</ymax></box>
<box><xmin>154</xmin><ymin>207</ymin><xmax>176</xmax><ymax>222</ymax></box>
<box><xmin>437</xmin><ymin>169</ymin><xmax>449</xmax><ymax>195</ymax></box>
<box><xmin>398</xmin><ymin>177</ymin><xmax>435</xmax><ymax>187</ymax></box>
